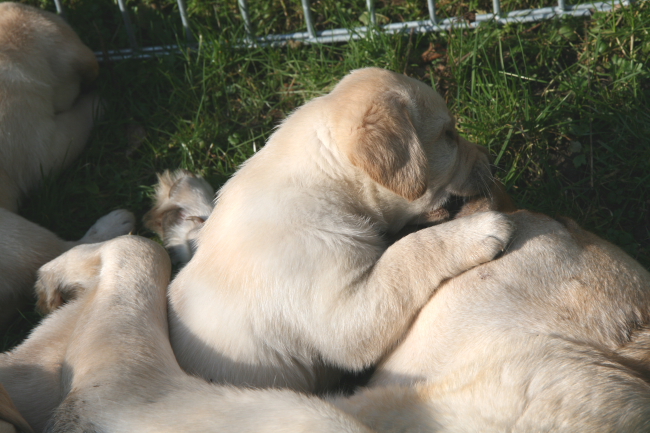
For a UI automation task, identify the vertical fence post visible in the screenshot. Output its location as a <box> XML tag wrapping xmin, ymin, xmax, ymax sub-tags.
<box><xmin>116</xmin><ymin>0</ymin><xmax>138</xmax><ymax>51</ymax></box>
<box><xmin>366</xmin><ymin>0</ymin><xmax>377</xmax><ymax>27</ymax></box>
<box><xmin>53</xmin><ymin>0</ymin><xmax>67</xmax><ymax>20</ymax></box>
<box><xmin>237</xmin><ymin>0</ymin><xmax>254</xmax><ymax>43</ymax></box>
<box><xmin>427</xmin><ymin>0</ymin><xmax>438</xmax><ymax>25</ymax></box>
<box><xmin>557</xmin><ymin>0</ymin><xmax>567</xmax><ymax>13</ymax></box>
<box><xmin>300</xmin><ymin>0</ymin><xmax>317</xmax><ymax>40</ymax></box>
<box><xmin>493</xmin><ymin>0</ymin><xmax>502</xmax><ymax>20</ymax></box>
<box><xmin>176</xmin><ymin>0</ymin><xmax>193</xmax><ymax>43</ymax></box>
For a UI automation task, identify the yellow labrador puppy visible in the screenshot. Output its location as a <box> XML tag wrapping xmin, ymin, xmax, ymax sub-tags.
<box><xmin>334</xmin><ymin>210</ymin><xmax>650</xmax><ymax>432</ymax></box>
<box><xmin>2</xmin><ymin>236</ymin><xmax>371</xmax><ymax>433</ymax></box>
<box><xmin>0</xmin><ymin>2</ymin><xmax>135</xmax><ymax>328</ymax></box>
<box><xmin>167</xmin><ymin>67</ymin><xmax>514</xmax><ymax>392</ymax></box>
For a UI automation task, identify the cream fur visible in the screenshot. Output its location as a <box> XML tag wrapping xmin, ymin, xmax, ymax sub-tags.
<box><xmin>0</xmin><ymin>2</ymin><xmax>99</xmax><ymax>211</ymax></box>
<box><xmin>167</xmin><ymin>67</ymin><xmax>514</xmax><ymax>392</ymax></box>
<box><xmin>2</xmin><ymin>237</ymin><xmax>372</xmax><ymax>433</ymax></box>
<box><xmin>333</xmin><ymin>210</ymin><xmax>650</xmax><ymax>432</ymax></box>
<box><xmin>143</xmin><ymin>170</ymin><xmax>215</xmax><ymax>265</ymax></box>
<box><xmin>0</xmin><ymin>383</ymin><xmax>32</xmax><ymax>433</ymax></box>
<box><xmin>0</xmin><ymin>3</ymin><xmax>135</xmax><ymax>328</ymax></box>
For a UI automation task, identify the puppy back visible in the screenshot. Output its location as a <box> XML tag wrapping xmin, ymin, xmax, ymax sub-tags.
<box><xmin>0</xmin><ymin>3</ymin><xmax>98</xmax><ymax>88</ymax></box>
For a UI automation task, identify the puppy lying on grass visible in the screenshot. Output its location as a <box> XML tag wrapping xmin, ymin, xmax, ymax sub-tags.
<box><xmin>0</xmin><ymin>2</ymin><xmax>134</xmax><ymax>328</ymax></box>
<box><xmin>333</xmin><ymin>210</ymin><xmax>650</xmax><ymax>432</ymax></box>
<box><xmin>155</xmin><ymin>67</ymin><xmax>513</xmax><ymax>393</ymax></box>
<box><xmin>2</xmin><ymin>236</ymin><xmax>372</xmax><ymax>433</ymax></box>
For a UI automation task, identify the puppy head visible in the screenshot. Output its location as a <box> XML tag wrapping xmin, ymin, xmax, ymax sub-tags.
<box><xmin>329</xmin><ymin>68</ymin><xmax>494</xmax><ymax>224</ymax></box>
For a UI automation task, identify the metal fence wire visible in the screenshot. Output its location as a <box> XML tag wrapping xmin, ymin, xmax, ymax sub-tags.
<box><xmin>52</xmin><ymin>0</ymin><xmax>634</xmax><ymax>61</ymax></box>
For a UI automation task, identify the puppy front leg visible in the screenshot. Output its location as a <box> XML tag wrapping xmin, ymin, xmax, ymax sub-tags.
<box><xmin>321</xmin><ymin>211</ymin><xmax>514</xmax><ymax>370</ymax></box>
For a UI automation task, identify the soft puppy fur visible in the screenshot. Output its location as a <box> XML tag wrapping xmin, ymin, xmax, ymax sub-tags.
<box><xmin>0</xmin><ymin>2</ymin><xmax>135</xmax><ymax>327</ymax></box>
<box><xmin>167</xmin><ymin>67</ymin><xmax>514</xmax><ymax>392</ymax></box>
<box><xmin>2</xmin><ymin>236</ymin><xmax>372</xmax><ymax>433</ymax></box>
<box><xmin>333</xmin><ymin>210</ymin><xmax>650</xmax><ymax>432</ymax></box>
<box><xmin>0</xmin><ymin>384</ymin><xmax>32</xmax><ymax>433</ymax></box>
<box><xmin>143</xmin><ymin>170</ymin><xmax>214</xmax><ymax>266</ymax></box>
<box><xmin>0</xmin><ymin>2</ymin><xmax>99</xmax><ymax>211</ymax></box>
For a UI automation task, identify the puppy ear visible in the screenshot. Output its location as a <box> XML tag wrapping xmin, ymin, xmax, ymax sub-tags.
<box><xmin>348</xmin><ymin>92</ymin><xmax>429</xmax><ymax>201</ymax></box>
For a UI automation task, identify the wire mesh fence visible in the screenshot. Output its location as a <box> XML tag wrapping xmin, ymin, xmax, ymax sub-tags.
<box><xmin>52</xmin><ymin>0</ymin><xmax>635</xmax><ymax>61</ymax></box>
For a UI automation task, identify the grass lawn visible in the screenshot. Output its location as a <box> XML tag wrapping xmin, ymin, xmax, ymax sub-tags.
<box><xmin>3</xmin><ymin>0</ymin><xmax>650</xmax><ymax>350</ymax></box>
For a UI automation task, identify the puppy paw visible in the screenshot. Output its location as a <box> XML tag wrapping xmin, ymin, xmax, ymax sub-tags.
<box><xmin>35</xmin><ymin>270</ymin><xmax>66</xmax><ymax>314</ymax></box>
<box><xmin>78</xmin><ymin>209</ymin><xmax>135</xmax><ymax>244</ymax></box>
<box><xmin>35</xmin><ymin>243</ymin><xmax>104</xmax><ymax>314</ymax></box>
<box><xmin>458</xmin><ymin>210</ymin><xmax>515</xmax><ymax>265</ymax></box>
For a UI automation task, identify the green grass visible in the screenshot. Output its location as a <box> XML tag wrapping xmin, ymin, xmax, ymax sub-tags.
<box><xmin>3</xmin><ymin>0</ymin><xmax>650</xmax><ymax>350</ymax></box>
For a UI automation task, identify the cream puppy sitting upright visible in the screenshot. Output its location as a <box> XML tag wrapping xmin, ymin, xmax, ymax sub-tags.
<box><xmin>0</xmin><ymin>2</ymin><xmax>135</xmax><ymax>329</ymax></box>
<box><xmin>167</xmin><ymin>67</ymin><xmax>514</xmax><ymax>393</ymax></box>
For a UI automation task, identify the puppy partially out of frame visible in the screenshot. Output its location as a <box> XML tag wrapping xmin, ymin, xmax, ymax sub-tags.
<box><xmin>333</xmin><ymin>210</ymin><xmax>650</xmax><ymax>432</ymax></box>
<box><xmin>0</xmin><ymin>2</ymin><xmax>98</xmax><ymax>212</ymax></box>
<box><xmin>2</xmin><ymin>236</ymin><xmax>372</xmax><ymax>433</ymax></box>
<box><xmin>166</xmin><ymin>67</ymin><xmax>514</xmax><ymax>392</ymax></box>
<box><xmin>0</xmin><ymin>2</ymin><xmax>134</xmax><ymax>328</ymax></box>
